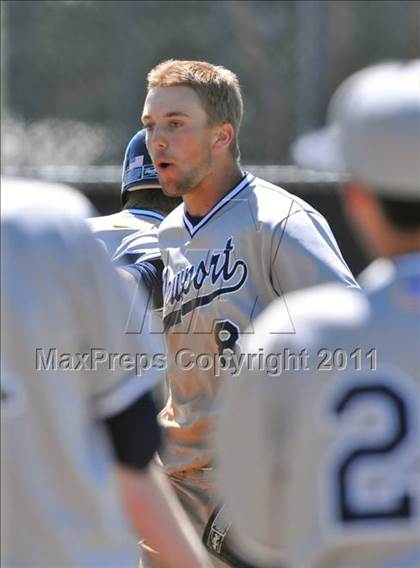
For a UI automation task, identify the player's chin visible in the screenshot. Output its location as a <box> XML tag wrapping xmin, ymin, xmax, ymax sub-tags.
<box><xmin>160</xmin><ymin>180</ymin><xmax>191</xmax><ymax>198</ymax></box>
<box><xmin>161</xmin><ymin>185</ymin><xmax>183</xmax><ymax>198</ymax></box>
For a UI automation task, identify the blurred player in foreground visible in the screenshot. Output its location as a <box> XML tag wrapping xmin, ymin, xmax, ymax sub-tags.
<box><xmin>1</xmin><ymin>178</ymin><xmax>210</xmax><ymax>568</ymax></box>
<box><xmin>216</xmin><ymin>61</ymin><xmax>420</xmax><ymax>568</ymax></box>
<box><xmin>87</xmin><ymin>127</ymin><xmax>180</xmax><ymax>265</ymax></box>
<box><xmin>123</xmin><ymin>59</ymin><xmax>358</xmax><ymax>567</ymax></box>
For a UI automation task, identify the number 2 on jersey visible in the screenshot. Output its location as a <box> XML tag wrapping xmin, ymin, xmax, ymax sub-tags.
<box><xmin>325</xmin><ymin>373</ymin><xmax>419</xmax><ymax>528</ymax></box>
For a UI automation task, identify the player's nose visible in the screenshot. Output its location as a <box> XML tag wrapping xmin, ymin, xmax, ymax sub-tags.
<box><xmin>147</xmin><ymin>126</ymin><xmax>168</xmax><ymax>152</ymax></box>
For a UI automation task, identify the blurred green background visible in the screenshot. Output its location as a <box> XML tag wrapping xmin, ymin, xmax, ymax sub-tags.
<box><xmin>2</xmin><ymin>0</ymin><xmax>419</xmax><ymax>169</ymax></box>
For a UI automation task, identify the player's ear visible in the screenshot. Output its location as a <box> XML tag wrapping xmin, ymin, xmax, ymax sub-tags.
<box><xmin>212</xmin><ymin>124</ymin><xmax>234</xmax><ymax>152</ymax></box>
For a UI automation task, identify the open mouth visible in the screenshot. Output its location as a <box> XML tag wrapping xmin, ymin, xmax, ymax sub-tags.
<box><xmin>157</xmin><ymin>161</ymin><xmax>173</xmax><ymax>170</ymax></box>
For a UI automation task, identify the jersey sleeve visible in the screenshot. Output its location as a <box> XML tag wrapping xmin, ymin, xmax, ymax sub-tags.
<box><xmin>79</xmin><ymin>234</ymin><xmax>165</xmax><ymax>419</ymax></box>
<box><xmin>270</xmin><ymin>203</ymin><xmax>358</xmax><ymax>295</ymax></box>
<box><xmin>104</xmin><ymin>391</ymin><xmax>161</xmax><ymax>469</ymax></box>
<box><xmin>121</xmin><ymin>259</ymin><xmax>164</xmax><ymax>310</ymax></box>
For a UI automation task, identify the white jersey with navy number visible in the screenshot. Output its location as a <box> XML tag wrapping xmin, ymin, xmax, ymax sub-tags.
<box><xmin>1</xmin><ymin>180</ymin><xmax>164</xmax><ymax>567</ymax></box>
<box><xmin>87</xmin><ymin>208</ymin><xmax>164</xmax><ymax>263</ymax></box>
<box><xmin>217</xmin><ymin>253</ymin><xmax>420</xmax><ymax>568</ymax></box>
<box><xmin>156</xmin><ymin>172</ymin><xmax>358</xmax><ymax>475</ymax></box>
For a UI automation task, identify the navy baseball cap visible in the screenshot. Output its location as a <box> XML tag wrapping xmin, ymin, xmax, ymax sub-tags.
<box><xmin>121</xmin><ymin>129</ymin><xmax>160</xmax><ymax>197</ymax></box>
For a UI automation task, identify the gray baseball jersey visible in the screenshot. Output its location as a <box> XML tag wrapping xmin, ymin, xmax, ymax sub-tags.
<box><xmin>217</xmin><ymin>253</ymin><xmax>420</xmax><ymax>568</ymax></box>
<box><xmin>155</xmin><ymin>172</ymin><xmax>358</xmax><ymax>476</ymax></box>
<box><xmin>1</xmin><ymin>180</ymin><xmax>164</xmax><ymax>567</ymax></box>
<box><xmin>87</xmin><ymin>207</ymin><xmax>163</xmax><ymax>263</ymax></box>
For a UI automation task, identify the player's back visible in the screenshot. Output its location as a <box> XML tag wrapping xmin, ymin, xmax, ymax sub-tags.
<box><xmin>217</xmin><ymin>253</ymin><xmax>420</xmax><ymax>568</ymax></box>
<box><xmin>87</xmin><ymin>207</ymin><xmax>164</xmax><ymax>260</ymax></box>
<box><xmin>1</xmin><ymin>179</ymin><xmax>161</xmax><ymax>567</ymax></box>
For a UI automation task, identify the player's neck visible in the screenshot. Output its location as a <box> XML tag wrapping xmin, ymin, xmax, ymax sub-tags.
<box><xmin>183</xmin><ymin>161</ymin><xmax>243</xmax><ymax>218</ymax></box>
<box><xmin>368</xmin><ymin>222</ymin><xmax>420</xmax><ymax>259</ymax></box>
<box><xmin>123</xmin><ymin>193</ymin><xmax>166</xmax><ymax>216</ymax></box>
<box><xmin>381</xmin><ymin>233</ymin><xmax>420</xmax><ymax>259</ymax></box>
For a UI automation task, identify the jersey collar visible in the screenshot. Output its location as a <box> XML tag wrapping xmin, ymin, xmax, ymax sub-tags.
<box><xmin>182</xmin><ymin>172</ymin><xmax>255</xmax><ymax>237</ymax></box>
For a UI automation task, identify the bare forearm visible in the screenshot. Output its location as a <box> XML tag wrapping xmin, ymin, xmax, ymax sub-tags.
<box><xmin>118</xmin><ymin>463</ymin><xmax>210</xmax><ymax>568</ymax></box>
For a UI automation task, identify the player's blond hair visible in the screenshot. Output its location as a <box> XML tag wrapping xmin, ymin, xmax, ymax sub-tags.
<box><xmin>147</xmin><ymin>60</ymin><xmax>243</xmax><ymax>161</ymax></box>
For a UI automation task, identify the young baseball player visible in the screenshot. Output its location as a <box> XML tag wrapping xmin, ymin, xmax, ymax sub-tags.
<box><xmin>121</xmin><ymin>59</ymin><xmax>359</xmax><ymax>567</ymax></box>
<box><xmin>1</xmin><ymin>178</ymin><xmax>210</xmax><ymax>568</ymax></box>
<box><xmin>216</xmin><ymin>60</ymin><xmax>420</xmax><ymax>568</ymax></box>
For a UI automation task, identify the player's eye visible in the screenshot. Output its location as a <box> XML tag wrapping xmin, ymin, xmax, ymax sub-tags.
<box><xmin>169</xmin><ymin>121</ymin><xmax>182</xmax><ymax>128</ymax></box>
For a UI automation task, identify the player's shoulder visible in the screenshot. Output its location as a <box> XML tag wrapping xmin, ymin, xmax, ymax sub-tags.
<box><xmin>248</xmin><ymin>283</ymin><xmax>368</xmax><ymax>354</ymax></box>
<box><xmin>367</xmin><ymin>254</ymin><xmax>420</xmax><ymax>319</ymax></box>
<box><xmin>248</xmin><ymin>174</ymin><xmax>324</xmax><ymax>226</ymax></box>
<box><xmin>251</xmin><ymin>258</ymin><xmax>419</xmax><ymax>354</ymax></box>
<box><xmin>157</xmin><ymin>202</ymin><xmax>184</xmax><ymax>232</ymax></box>
<box><xmin>2</xmin><ymin>178</ymin><xmax>102</xmax><ymax>281</ymax></box>
<box><xmin>88</xmin><ymin>209</ymin><xmax>163</xmax><ymax>233</ymax></box>
<box><xmin>2</xmin><ymin>177</ymin><xmax>94</xmax><ymax>222</ymax></box>
<box><xmin>2</xmin><ymin>178</ymin><xmax>95</xmax><ymax>259</ymax></box>
<box><xmin>286</xmin><ymin>283</ymin><xmax>367</xmax><ymax>326</ymax></box>
<box><xmin>87</xmin><ymin>211</ymin><xmax>124</xmax><ymax>231</ymax></box>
